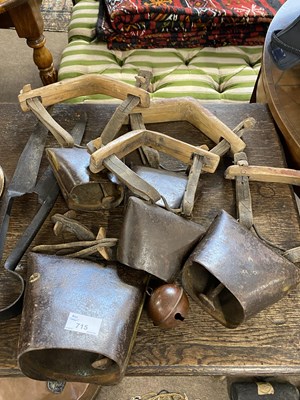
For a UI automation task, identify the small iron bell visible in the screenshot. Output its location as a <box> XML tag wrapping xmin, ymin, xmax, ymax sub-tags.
<box><xmin>147</xmin><ymin>284</ymin><xmax>189</xmax><ymax>329</ymax></box>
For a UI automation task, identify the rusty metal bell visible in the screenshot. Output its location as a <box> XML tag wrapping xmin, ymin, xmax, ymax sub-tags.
<box><xmin>182</xmin><ymin>210</ymin><xmax>300</xmax><ymax>328</ymax></box>
<box><xmin>131</xmin><ymin>166</ymin><xmax>188</xmax><ymax>209</ymax></box>
<box><xmin>46</xmin><ymin>147</ymin><xmax>124</xmax><ymax>211</ymax></box>
<box><xmin>147</xmin><ymin>284</ymin><xmax>189</xmax><ymax>329</ymax></box>
<box><xmin>117</xmin><ymin>196</ymin><xmax>206</xmax><ymax>282</ymax></box>
<box><xmin>18</xmin><ymin>253</ymin><xmax>148</xmax><ymax>385</ymax></box>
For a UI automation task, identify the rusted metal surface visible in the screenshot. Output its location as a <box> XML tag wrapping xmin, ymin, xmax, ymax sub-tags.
<box><xmin>0</xmin><ymin>115</ymin><xmax>86</xmax><ymax>321</ymax></box>
<box><xmin>117</xmin><ymin>196</ymin><xmax>206</xmax><ymax>282</ymax></box>
<box><xmin>18</xmin><ymin>253</ymin><xmax>148</xmax><ymax>385</ymax></box>
<box><xmin>46</xmin><ymin>147</ymin><xmax>124</xmax><ymax>211</ymax></box>
<box><xmin>2</xmin><ymin>102</ymin><xmax>300</xmax><ymax>379</ymax></box>
<box><xmin>0</xmin><ymin>121</ymin><xmax>49</xmax><ymax>321</ymax></box>
<box><xmin>131</xmin><ymin>165</ymin><xmax>188</xmax><ymax>209</ymax></box>
<box><xmin>182</xmin><ymin>210</ymin><xmax>300</xmax><ymax>328</ymax></box>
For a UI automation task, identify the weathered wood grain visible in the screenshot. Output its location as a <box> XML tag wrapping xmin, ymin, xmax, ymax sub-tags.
<box><xmin>18</xmin><ymin>75</ymin><xmax>150</xmax><ymax>111</ymax></box>
<box><xmin>0</xmin><ymin>103</ymin><xmax>300</xmax><ymax>378</ymax></box>
<box><xmin>225</xmin><ymin>165</ymin><xmax>300</xmax><ymax>186</ymax></box>
<box><xmin>90</xmin><ymin>129</ymin><xmax>220</xmax><ymax>174</ymax></box>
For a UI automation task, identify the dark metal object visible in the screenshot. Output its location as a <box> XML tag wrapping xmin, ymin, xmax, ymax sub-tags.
<box><xmin>0</xmin><ymin>121</ymin><xmax>48</xmax><ymax>320</ymax></box>
<box><xmin>0</xmin><ymin>121</ymin><xmax>49</xmax><ymax>258</ymax></box>
<box><xmin>230</xmin><ymin>381</ymin><xmax>299</xmax><ymax>400</ymax></box>
<box><xmin>18</xmin><ymin>253</ymin><xmax>148</xmax><ymax>385</ymax></box>
<box><xmin>117</xmin><ymin>196</ymin><xmax>206</xmax><ymax>282</ymax></box>
<box><xmin>0</xmin><ymin>168</ymin><xmax>60</xmax><ymax>321</ymax></box>
<box><xmin>4</xmin><ymin>168</ymin><xmax>59</xmax><ymax>272</ymax></box>
<box><xmin>46</xmin><ymin>147</ymin><xmax>124</xmax><ymax>211</ymax></box>
<box><xmin>131</xmin><ymin>166</ymin><xmax>188</xmax><ymax>209</ymax></box>
<box><xmin>147</xmin><ymin>284</ymin><xmax>189</xmax><ymax>329</ymax></box>
<box><xmin>0</xmin><ymin>115</ymin><xmax>87</xmax><ymax>321</ymax></box>
<box><xmin>181</xmin><ymin>210</ymin><xmax>300</xmax><ymax>328</ymax></box>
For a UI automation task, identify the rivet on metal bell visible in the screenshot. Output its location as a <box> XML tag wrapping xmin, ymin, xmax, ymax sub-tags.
<box><xmin>147</xmin><ymin>284</ymin><xmax>189</xmax><ymax>329</ymax></box>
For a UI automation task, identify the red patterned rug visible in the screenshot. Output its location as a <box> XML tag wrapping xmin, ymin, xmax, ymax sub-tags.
<box><xmin>96</xmin><ymin>0</ymin><xmax>286</xmax><ymax>49</ymax></box>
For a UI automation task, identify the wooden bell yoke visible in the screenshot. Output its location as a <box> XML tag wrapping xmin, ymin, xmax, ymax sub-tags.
<box><xmin>18</xmin><ymin>75</ymin><xmax>150</xmax><ymax>148</ymax></box>
<box><xmin>17</xmin><ymin>74</ymin><xmax>251</xmax><ymax>211</ymax></box>
<box><xmin>18</xmin><ymin>74</ymin><xmax>245</xmax><ymax>152</ymax></box>
<box><xmin>17</xmin><ymin>74</ymin><xmax>256</xmax><ymax>208</ymax></box>
<box><xmin>89</xmin><ymin>129</ymin><xmax>220</xmax><ymax>174</ymax></box>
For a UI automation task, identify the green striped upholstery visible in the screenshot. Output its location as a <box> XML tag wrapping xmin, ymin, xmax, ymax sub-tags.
<box><xmin>58</xmin><ymin>0</ymin><xmax>262</xmax><ymax>103</ymax></box>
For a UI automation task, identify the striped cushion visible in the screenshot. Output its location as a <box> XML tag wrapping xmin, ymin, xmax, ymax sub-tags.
<box><xmin>58</xmin><ymin>0</ymin><xmax>262</xmax><ymax>103</ymax></box>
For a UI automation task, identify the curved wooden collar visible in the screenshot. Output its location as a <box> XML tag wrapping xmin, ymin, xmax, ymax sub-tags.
<box><xmin>89</xmin><ymin>129</ymin><xmax>220</xmax><ymax>174</ymax></box>
<box><xmin>132</xmin><ymin>97</ymin><xmax>246</xmax><ymax>154</ymax></box>
<box><xmin>18</xmin><ymin>74</ymin><xmax>150</xmax><ymax>111</ymax></box>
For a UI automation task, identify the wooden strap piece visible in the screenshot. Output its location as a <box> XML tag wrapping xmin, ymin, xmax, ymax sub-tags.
<box><xmin>130</xmin><ymin>112</ymin><xmax>160</xmax><ymax>168</ymax></box>
<box><xmin>234</xmin><ymin>152</ymin><xmax>253</xmax><ymax>230</ymax></box>
<box><xmin>131</xmin><ymin>97</ymin><xmax>246</xmax><ymax>153</ymax></box>
<box><xmin>225</xmin><ymin>165</ymin><xmax>300</xmax><ymax>186</ymax></box>
<box><xmin>18</xmin><ymin>75</ymin><xmax>150</xmax><ymax>112</ymax></box>
<box><xmin>96</xmin><ymin>94</ymin><xmax>141</xmax><ymax>147</ymax></box>
<box><xmin>284</xmin><ymin>247</ymin><xmax>300</xmax><ymax>263</ymax></box>
<box><xmin>87</xmin><ymin>70</ymin><xmax>160</xmax><ymax>168</ymax></box>
<box><xmin>87</xmin><ymin>71</ymin><xmax>151</xmax><ymax>147</ymax></box>
<box><xmin>130</xmin><ymin>71</ymin><xmax>160</xmax><ymax>168</ymax></box>
<box><xmin>211</xmin><ymin>117</ymin><xmax>256</xmax><ymax>157</ymax></box>
<box><xmin>26</xmin><ymin>97</ymin><xmax>74</xmax><ymax>147</ymax></box>
<box><xmin>103</xmin><ymin>155</ymin><xmax>161</xmax><ymax>203</ymax></box>
<box><xmin>89</xmin><ymin>129</ymin><xmax>220</xmax><ymax>174</ymax></box>
<box><xmin>182</xmin><ymin>154</ymin><xmax>204</xmax><ymax>217</ymax></box>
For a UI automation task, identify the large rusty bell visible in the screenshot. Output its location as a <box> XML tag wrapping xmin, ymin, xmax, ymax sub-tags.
<box><xmin>147</xmin><ymin>284</ymin><xmax>189</xmax><ymax>329</ymax></box>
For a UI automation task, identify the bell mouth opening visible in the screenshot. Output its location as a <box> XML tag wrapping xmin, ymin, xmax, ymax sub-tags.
<box><xmin>182</xmin><ymin>261</ymin><xmax>245</xmax><ymax>328</ymax></box>
<box><xmin>18</xmin><ymin>348</ymin><xmax>119</xmax><ymax>383</ymax></box>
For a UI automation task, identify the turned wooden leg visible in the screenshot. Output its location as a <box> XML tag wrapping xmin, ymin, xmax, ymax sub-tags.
<box><xmin>27</xmin><ymin>35</ymin><xmax>57</xmax><ymax>85</ymax></box>
<box><xmin>8</xmin><ymin>0</ymin><xmax>57</xmax><ymax>85</ymax></box>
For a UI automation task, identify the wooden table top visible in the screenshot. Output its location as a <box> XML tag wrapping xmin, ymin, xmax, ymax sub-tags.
<box><xmin>1</xmin><ymin>102</ymin><xmax>300</xmax><ymax>378</ymax></box>
<box><xmin>0</xmin><ymin>0</ymin><xmax>32</xmax><ymax>14</ymax></box>
<box><xmin>262</xmin><ymin>0</ymin><xmax>300</xmax><ymax>170</ymax></box>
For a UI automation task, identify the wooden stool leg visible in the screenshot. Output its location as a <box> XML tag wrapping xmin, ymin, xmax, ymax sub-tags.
<box><xmin>8</xmin><ymin>0</ymin><xmax>57</xmax><ymax>85</ymax></box>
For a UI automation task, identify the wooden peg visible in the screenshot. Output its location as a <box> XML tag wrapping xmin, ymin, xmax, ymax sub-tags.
<box><xmin>96</xmin><ymin>227</ymin><xmax>111</xmax><ymax>260</ymax></box>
